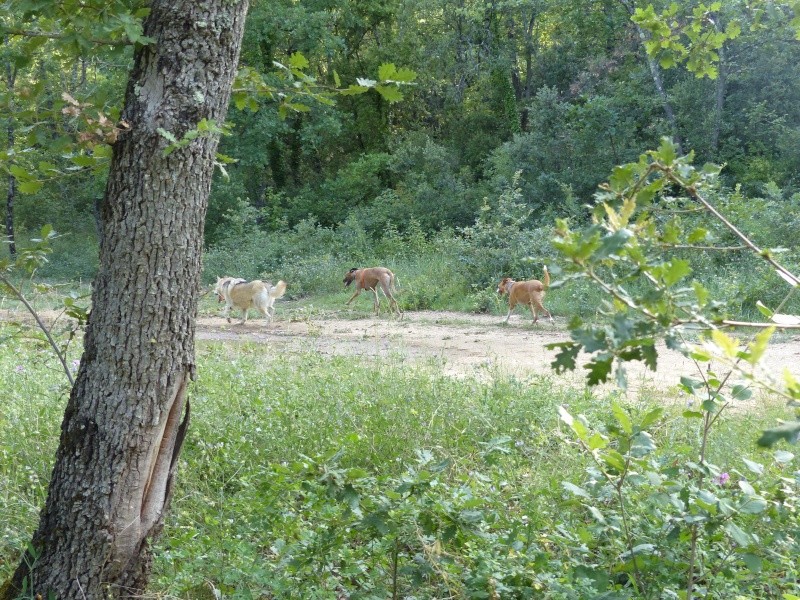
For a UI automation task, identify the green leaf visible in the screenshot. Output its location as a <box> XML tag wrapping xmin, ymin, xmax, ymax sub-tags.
<box><xmin>731</xmin><ymin>384</ymin><xmax>752</xmax><ymax>401</ymax></box>
<box><xmin>661</xmin><ymin>259</ymin><xmax>692</xmax><ymax>286</ymax></box>
<box><xmin>18</xmin><ymin>180</ymin><xmax>44</xmax><ymax>194</ymax></box>
<box><xmin>549</xmin><ymin>342</ymin><xmax>580</xmax><ymax>373</ymax></box>
<box><xmin>288</xmin><ymin>52</ymin><xmax>309</xmax><ymax>70</ymax></box>
<box><xmin>656</xmin><ymin>137</ymin><xmax>679</xmax><ymax>165</ymax></box>
<box><xmin>156</xmin><ymin>128</ymin><xmax>178</xmax><ymax>144</ymax></box>
<box><xmin>743</xmin><ymin>326</ymin><xmax>774</xmax><ymax>367</ymax></box>
<box><xmin>641</xmin><ymin>343</ymin><xmax>657</xmax><ymax>371</ymax></box>
<box><xmin>339</xmin><ymin>85</ymin><xmax>370</xmax><ymax>96</ymax></box>
<box><xmin>680</xmin><ymin>376</ymin><xmax>702</xmax><ymax>394</ymax></box>
<box><xmin>739</xmin><ymin>496</ymin><xmax>767</xmax><ymax>514</ymax></box>
<box><xmin>587</xmin><ymin>506</ymin><xmax>605</xmax><ymax>523</ymax></box>
<box><xmin>710</xmin><ymin>329</ymin><xmax>739</xmax><ymax>358</ymax></box>
<box><xmin>282</xmin><ymin>101</ymin><xmax>311</xmax><ymax>113</ymax></box>
<box><xmin>757</xmin><ymin>421</ymin><xmax>800</xmax><ymax>447</ymax></box>
<box><xmin>742</xmin><ymin>457</ymin><xmax>764</xmax><ymax>475</ymax></box>
<box><xmin>612</xmin><ymin>403</ymin><xmax>632</xmax><ymax>435</ymax></box>
<box><xmin>9</xmin><ymin>165</ymin><xmax>32</xmax><ymax>180</ymax></box>
<box><xmin>588</xmin><ymin>432</ymin><xmax>608</xmax><ymax>450</ymax></box>
<box><xmin>374</xmin><ymin>85</ymin><xmax>404</xmax><ymax>103</ymax></box>
<box><xmin>586</xmin><ymin>357</ymin><xmax>613</xmax><ymax>386</ymax></box>
<box><xmin>602</xmin><ymin>449</ymin><xmax>626</xmax><ymax>472</ymax></box>
<box><xmin>742</xmin><ymin>553</ymin><xmax>762</xmax><ymax>573</ymax></box>
<box><xmin>378</xmin><ymin>63</ymin><xmax>398</xmax><ymax>81</ymax></box>
<box><xmin>559</xmin><ymin>405</ymin><xmax>589</xmax><ymax>441</ymax></box>
<box><xmin>595</xmin><ymin>229</ymin><xmax>634</xmax><ymax>259</ymax></box>
<box><xmin>640</xmin><ymin>408</ymin><xmax>663</xmax><ymax>429</ymax></box>
<box><xmin>562</xmin><ymin>481</ymin><xmax>591</xmax><ymax>498</ymax></box>
<box><xmin>756</xmin><ymin>301</ymin><xmax>773</xmax><ymax>318</ymax></box>
<box><xmin>724</xmin><ymin>522</ymin><xmax>751</xmax><ymax>546</ymax></box>
<box><xmin>687</xmin><ymin>227</ymin><xmax>708</xmax><ymax>243</ymax></box>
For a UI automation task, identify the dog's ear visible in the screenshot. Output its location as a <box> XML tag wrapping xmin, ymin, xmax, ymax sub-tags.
<box><xmin>348</xmin><ymin>267</ymin><xmax>358</xmax><ymax>273</ymax></box>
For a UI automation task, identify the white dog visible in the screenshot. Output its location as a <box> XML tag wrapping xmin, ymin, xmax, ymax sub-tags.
<box><xmin>214</xmin><ymin>276</ymin><xmax>287</xmax><ymax>324</ymax></box>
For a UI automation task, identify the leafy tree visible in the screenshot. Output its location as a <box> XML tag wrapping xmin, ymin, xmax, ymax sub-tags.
<box><xmin>1</xmin><ymin>1</ymin><xmax>249</xmax><ymax>597</ymax></box>
<box><xmin>550</xmin><ymin>138</ymin><xmax>800</xmax><ymax>439</ymax></box>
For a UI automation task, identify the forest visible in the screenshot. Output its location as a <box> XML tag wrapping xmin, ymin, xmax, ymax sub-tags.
<box><xmin>3</xmin><ymin>0</ymin><xmax>800</xmax><ymax>282</ymax></box>
<box><xmin>2</xmin><ymin>1</ymin><xmax>800</xmax><ymax>599</ymax></box>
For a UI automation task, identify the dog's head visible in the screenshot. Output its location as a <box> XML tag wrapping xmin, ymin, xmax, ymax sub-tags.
<box><xmin>343</xmin><ymin>267</ymin><xmax>359</xmax><ymax>287</ymax></box>
<box><xmin>214</xmin><ymin>277</ymin><xmax>245</xmax><ymax>302</ymax></box>
<box><xmin>497</xmin><ymin>278</ymin><xmax>514</xmax><ymax>296</ymax></box>
<box><xmin>213</xmin><ymin>277</ymin><xmax>228</xmax><ymax>303</ymax></box>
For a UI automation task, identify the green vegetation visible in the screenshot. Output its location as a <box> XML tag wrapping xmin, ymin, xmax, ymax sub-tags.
<box><xmin>1</xmin><ymin>334</ymin><xmax>796</xmax><ymax>598</ymax></box>
<box><xmin>3</xmin><ymin>1</ymin><xmax>800</xmax><ymax>597</ymax></box>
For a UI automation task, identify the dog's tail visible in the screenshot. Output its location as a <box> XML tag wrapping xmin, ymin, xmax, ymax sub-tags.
<box><xmin>542</xmin><ymin>265</ymin><xmax>550</xmax><ymax>289</ymax></box>
<box><xmin>391</xmin><ymin>273</ymin><xmax>399</xmax><ymax>295</ymax></box>
<box><xmin>270</xmin><ymin>280</ymin><xmax>287</xmax><ymax>299</ymax></box>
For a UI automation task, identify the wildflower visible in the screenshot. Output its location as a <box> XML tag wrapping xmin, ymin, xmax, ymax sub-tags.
<box><xmin>715</xmin><ymin>472</ymin><xmax>730</xmax><ymax>486</ymax></box>
<box><xmin>14</xmin><ymin>365</ymin><xmax>25</xmax><ymax>374</ymax></box>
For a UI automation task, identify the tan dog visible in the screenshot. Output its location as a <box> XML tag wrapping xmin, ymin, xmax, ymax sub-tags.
<box><xmin>497</xmin><ymin>266</ymin><xmax>553</xmax><ymax>324</ymax></box>
<box><xmin>214</xmin><ymin>276</ymin><xmax>287</xmax><ymax>324</ymax></box>
<box><xmin>343</xmin><ymin>267</ymin><xmax>401</xmax><ymax>316</ymax></box>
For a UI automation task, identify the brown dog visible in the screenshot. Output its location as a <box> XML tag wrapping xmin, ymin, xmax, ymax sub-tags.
<box><xmin>497</xmin><ymin>266</ymin><xmax>553</xmax><ymax>324</ymax></box>
<box><xmin>343</xmin><ymin>267</ymin><xmax>401</xmax><ymax>316</ymax></box>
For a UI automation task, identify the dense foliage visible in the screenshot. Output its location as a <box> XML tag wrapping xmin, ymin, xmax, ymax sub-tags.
<box><xmin>3</xmin><ymin>1</ymin><xmax>800</xmax><ymax>598</ymax></box>
<box><xmin>3</xmin><ymin>1</ymin><xmax>800</xmax><ymax>254</ymax></box>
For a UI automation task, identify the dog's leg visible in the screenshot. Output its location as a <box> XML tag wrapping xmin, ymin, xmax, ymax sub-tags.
<box><xmin>223</xmin><ymin>302</ymin><xmax>233</xmax><ymax>324</ymax></box>
<box><xmin>372</xmin><ymin>287</ymin><xmax>381</xmax><ymax>314</ymax></box>
<box><xmin>380</xmin><ymin>280</ymin><xmax>400</xmax><ymax>316</ymax></box>
<box><xmin>534</xmin><ymin>298</ymin><xmax>553</xmax><ymax>322</ymax></box>
<box><xmin>505</xmin><ymin>298</ymin><xmax>515</xmax><ymax>323</ymax></box>
<box><xmin>528</xmin><ymin>301</ymin><xmax>539</xmax><ymax>324</ymax></box>
<box><xmin>346</xmin><ymin>289</ymin><xmax>362</xmax><ymax>305</ymax></box>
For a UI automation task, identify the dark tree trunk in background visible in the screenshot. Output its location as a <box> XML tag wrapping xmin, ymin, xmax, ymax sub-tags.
<box><xmin>618</xmin><ymin>0</ymin><xmax>683</xmax><ymax>154</ymax></box>
<box><xmin>710</xmin><ymin>17</ymin><xmax>728</xmax><ymax>155</ymax></box>
<box><xmin>5</xmin><ymin>58</ymin><xmax>17</xmax><ymax>259</ymax></box>
<box><xmin>2</xmin><ymin>1</ymin><xmax>248</xmax><ymax>598</ymax></box>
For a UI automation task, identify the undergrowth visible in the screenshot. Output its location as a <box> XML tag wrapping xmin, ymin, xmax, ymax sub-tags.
<box><xmin>1</xmin><ymin>334</ymin><xmax>795</xmax><ymax>599</ymax></box>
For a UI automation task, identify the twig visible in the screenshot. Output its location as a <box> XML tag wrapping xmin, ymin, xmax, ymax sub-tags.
<box><xmin>0</xmin><ymin>274</ymin><xmax>74</xmax><ymax>386</ymax></box>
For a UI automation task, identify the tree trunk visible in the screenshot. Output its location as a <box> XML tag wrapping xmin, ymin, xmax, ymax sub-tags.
<box><xmin>2</xmin><ymin>1</ymin><xmax>248</xmax><ymax>598</ymax></box>
<box><xmin>710</xmin><ymin>21</ymin><xmax>728</xmax><ymax>156</ymax></box>
<box><xmin>5</xmin><ymin>58</ymin><xmax>16</xmax><ymax>260</ymax></box>
<box><xmin>618</xmin><ymin>0</ymin><xmax>683</xmax><ymax>154</ymax></box>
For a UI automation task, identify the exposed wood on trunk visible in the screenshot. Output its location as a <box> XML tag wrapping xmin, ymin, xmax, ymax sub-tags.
<box><xmin>2</xmin><ymin>1</ymin><xmax>248</xmax><ymax>598</ymax></box>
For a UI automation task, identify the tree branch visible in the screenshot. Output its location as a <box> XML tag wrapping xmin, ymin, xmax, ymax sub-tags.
<box><xmin>0</xmin><ymin>274</ymin><xmax>74</xmax><ymax>386</ymax></box>
<box><xmin>1</xmin><ymin>27</ymin><xmax>134</xmax><ymax>47</ymax></box>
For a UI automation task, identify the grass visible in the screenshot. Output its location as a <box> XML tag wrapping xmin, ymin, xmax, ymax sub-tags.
<box><xmin>1</xmin><ymin>325</ymin><xmax>795</xmax><ymax>598</ymax></box>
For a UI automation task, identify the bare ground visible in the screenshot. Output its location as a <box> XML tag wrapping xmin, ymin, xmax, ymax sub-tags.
<box><xmin>196</xmin><ymin>310</ymin><xmax>800</xmax><ymax>397</ymax></box>
<box><xmin>4</xmin><ymin>304</ymin><xmax>798</xmax><ymax>396</ymax></box>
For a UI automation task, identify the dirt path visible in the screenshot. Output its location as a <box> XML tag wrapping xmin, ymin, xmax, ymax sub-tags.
<box><xmin>4</xmin><ymin>304</ymin><xmax>798</xmax><ymax>395</ymax></box>
<box><xmin>196</xmin><ymin>310</ymin><xmax>800</xmax><ymax>395</ymax></box>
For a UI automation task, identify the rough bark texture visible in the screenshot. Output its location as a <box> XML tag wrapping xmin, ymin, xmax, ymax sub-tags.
<box><xmin>2</xmin><ymin>1</ymin><xmax>248</xmax><ymax>598</ymax></box>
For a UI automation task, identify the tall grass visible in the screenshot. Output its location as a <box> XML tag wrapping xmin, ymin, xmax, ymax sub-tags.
<box><xmin>1</xmin><ymin>332</ymin><xmax>793</xmax><ymax>598</ymax></box>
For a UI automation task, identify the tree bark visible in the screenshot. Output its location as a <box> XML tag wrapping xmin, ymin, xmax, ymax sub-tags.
<box><xmin>2</xmin><ymin>1</ymin><xmax>248</xmax><ymax>598</ymax></box>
